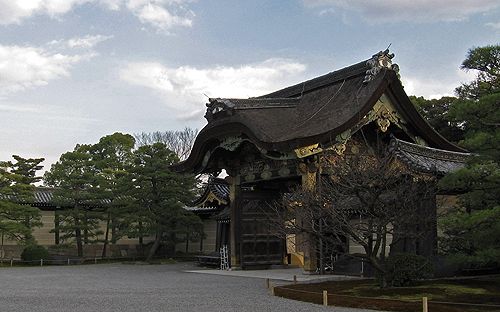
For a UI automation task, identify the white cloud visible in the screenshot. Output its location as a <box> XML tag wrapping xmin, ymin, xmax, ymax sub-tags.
<box><xmin>67</xmin><ymin>34</ymin><xmax>114</xmax><ymax>48</ymax></box>
<box><xmin>120</xmin><ymin>59</ymin><xmax>307</xmax><ymax>119</ymax></box>
<box><xmin>401</xmin><ymin>69</ymin><xmax>477</xmax><ymax>99</ymax></box>
<box><xmin>48</xmin><ymin>34</ymin><xmax>113</xmax><ymax>50</ymax></box>
<box><xmin>125</xmin><ymin>0</ymin><xmax>193</xmax><ymax>31</ymax></box>
<box><xmin>402</xmin><ymin>77</ymin><xmax>455</xmax><ymax>99</ymax></box>
<box><xmin>131</xmin><ymin>2</ymin><xmax>192</xmax><ymax>30</ymax></box>
<box><xmin>485</xmin><ymin>21</ymin><xmax>500</xmax><ymax>30</ymax></box>
<box><xmin>0</xmin><ymin>0</ymin><xmax>194</xmax><ymax>31</ymax></box>
<box><xmin>0</xmin><ymin>0</ymin><xmax>87</xmax><ymax>24</ymax></box>
<box><xmin>304</xmin><ymin>0</ymin><xmax>500</xmax><ymax>23</ymax></box>
<box><xmin>0</xmin><ymin>44</ymin><xmax>91</xmax><ymax>95</ymax></box>
<box><xmin>0</xmin><ymin>103</ymin><xmax>40</xmax><ymax>113</ymax></box>
<box><xmin>99</xmin><ymin>0</ymin><xmax>122</xmax><ymax>10</ymax></box>
<box><xmin>318</xmin><ymin>8</ymin><xmax>336</xmax><ymax>16</ymax></box>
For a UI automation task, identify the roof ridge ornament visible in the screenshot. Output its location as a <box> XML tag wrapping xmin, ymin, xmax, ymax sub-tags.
<box><xmin>205</xmin><ymin>98</ymin><xmax>235</xmax><ymax>122</ymax></box>
<box><xmin>363</xmin><ymin>49</ymin><xmax>400</xmax><ymax>84</ymax></box>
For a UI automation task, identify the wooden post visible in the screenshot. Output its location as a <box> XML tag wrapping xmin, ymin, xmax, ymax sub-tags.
<box><xmin>299</xmin><ymin>162</ymin><xmax>319</xmax><ymax>272</ymax></box>
<box><xmin>323</xmin><ymin>290</ymin><xmax>328</xmax><ymax>306</ymax></box>
<box><xmin>229</xmin><ymin>178</ymin><xmax>241</xmax><ymax>269</ymax></box>
<box><xmin>94</xmin><ymin>257</ymin><xmax>97</xmax><ymax>264</ymax></box>
<box><xmin>293</xmin><ymin>275</ymin><xmax>297</xmax><ymax>284</ymax></box>
<box><xmin>10</xmin><ymin>258</ymin><xmax>13</xmax><ymax>267</ymax></box>
<box><xmin>67</xmin><ymin>258</ymin><xmax>70</xmax><ymax>265</ymax></box>
<box><xmin>265</xmin><ymin>278</ymin><xmax>270</xmax><ymax>289</ymax></box>
<box><xmin>422</xmin><ymin>297</ymin><xmax>428</xmax><ymax>312</ymax></box>
<box><xmin>40</xmin><ymin>259</ymin><xmax>43</xmax><ymax>266</ymax></box>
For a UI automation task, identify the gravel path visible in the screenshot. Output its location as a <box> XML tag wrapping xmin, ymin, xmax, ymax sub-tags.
<box><xmin>0</xmin><ymin>263</ymin><xmax>379</xmax><ymax>312</ymax></box>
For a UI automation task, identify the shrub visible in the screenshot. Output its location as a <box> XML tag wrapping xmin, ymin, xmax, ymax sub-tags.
<box><xmin>386</xmin><ymin>253</ymin><xmax>433</xmax><ymax>287</ymax></box>
<box><xmin>21</xmin><ymin>245</ymin><xmax>49</xmax><ymax>262</ymax></box>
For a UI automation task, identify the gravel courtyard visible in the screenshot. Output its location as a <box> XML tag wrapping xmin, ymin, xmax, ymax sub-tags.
<box><xmin>0</xmin><ymin>263</ymin><xmax>378</xmax><ymax>312</ymax></box>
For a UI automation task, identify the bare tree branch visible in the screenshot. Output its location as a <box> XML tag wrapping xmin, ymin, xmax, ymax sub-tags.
<box><xmin>267</xmin><ymin>149</ymin><xmax>436</xmax><ymax>284</ymax></box>
<box><xmin>133</xmin><ymin>127</ymin><xmax>198</xmax><ymax>161</ymax></box>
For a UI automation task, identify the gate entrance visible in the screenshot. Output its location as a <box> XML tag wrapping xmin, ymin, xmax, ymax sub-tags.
<box><xmin>239</xmin><ymin>190</ymin><xmax>284</xmax><ymax>268</ymax></box>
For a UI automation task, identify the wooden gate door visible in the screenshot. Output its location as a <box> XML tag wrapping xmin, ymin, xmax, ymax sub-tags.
<box><xmin>239</xmin><ymin>190</ymin><xmax>284</xmax><ymax>268</ymax></box>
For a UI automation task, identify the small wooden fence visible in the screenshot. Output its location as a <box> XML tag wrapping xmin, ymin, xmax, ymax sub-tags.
<box><xmin>271</xmin><ymin>284</ymin><xmax>500</xmax><ymax>312</ymax></box>
<box><xmin>0</xmin><ymin>256</ymin><xmax>139</xmax><ymax>267</ymax></box>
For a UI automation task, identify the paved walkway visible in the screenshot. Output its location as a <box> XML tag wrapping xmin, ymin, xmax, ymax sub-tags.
<box><xmin>185</xmin><ymin>267</ymin><xmax>363</xmax><ymax>283</ymax></box>
<box><xmin>0</xmin><ymin>262</ymin><xmax>379</xmax><ymax>312</ymax></box>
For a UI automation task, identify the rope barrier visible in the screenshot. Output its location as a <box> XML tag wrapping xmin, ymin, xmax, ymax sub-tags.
<box><xmin>274</xmin><ymin>285</ymin><xmax>500</xmax><ymax>309</ymax></box>
<box><xmin>0</xmin><ymin>256</ymin><xmax>137</xmax><ymax>266</ymax></box>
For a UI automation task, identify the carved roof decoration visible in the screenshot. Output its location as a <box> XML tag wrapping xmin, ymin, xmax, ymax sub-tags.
<box><xmin>205</xmin><ymin>98</ymin><xmax>300</xmax><ymax>122</ymax></box>
<box><xmin>390</xmin><ymin>138</ymin><xmax>470</xmax><ymax>175</ymax></box>
<box><xmin>175</xmin><ymin>50</ymin><xmax>466</xmax><ymax>174</ymax></box>
<box><xmin>363</xmin><ymin>49</ymin><xmax>399</xmax><ymax>83</ymax></box>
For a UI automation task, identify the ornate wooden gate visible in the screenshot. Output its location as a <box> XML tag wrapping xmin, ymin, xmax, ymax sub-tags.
<box><xmin>239</xmin><ymin>190</ymin><xmax>284</xmax><ymax>268</ymax></box>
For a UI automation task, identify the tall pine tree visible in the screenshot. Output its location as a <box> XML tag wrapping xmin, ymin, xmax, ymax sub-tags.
<box><xmin>439</xmin><ymin>45</ymin><xmax>500</xmax><ymax>268</ymax></box>
<box><xmin>0</xmin><ymin>156</ymin><xmax>44</xmax><ymax>256</ymax></box>
<box><xmin>89</xmin><ymin>133</ymin><xmax>135</xmax><ymax>257</ymax></box>
<box><xmin>125</xmin><ymin>143</ymin><xmax>200</xmax><ymax>262</ymax></box>
<box><xmin>44</xmin><ymin>145</ymin><xmax>103</xmax><ymax>257</ymax></box>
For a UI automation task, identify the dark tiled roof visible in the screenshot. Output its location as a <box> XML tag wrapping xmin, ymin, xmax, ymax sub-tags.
<box><xmin>184</xmin><ymin>206</ymin><xmax>218</xmax><ymax>213</ymax></box>
<box><xmin>187</xmin><ymin>178</ymin><xmax>230</xmax><ymax>216</ymax></box>
<box><xmin>203</xmin><ymin>64</ymin><xmax>382</xmax><ymax>144</ymax></box>
<box><xmin>214</xmin><ymin>206</ymin><xmax>230</xmax><ymax>221</ymax></box>
<box><xmin>260</xmin><ymin>59</ymin><xmax>367</xmax><ymax>98</ymax></box>
<box><xmin>210</xmin><ymin>179</ymin><xmax>229</xmax><ymax>202</ymax></box>
<box><xmin>0</xmin><ymin>187</ymin><xmax>55</xmax><ymax>206</ymax></box>
<box><xmin>209</xmin><ymin>98</ymin><xmax>300</xmax><ymax>110</ymax></box>
<box><xmin>390</xmin><ymin>138</ymin><xmax>470</xmax><ymax>174</ymax></box>
<box><xmin>33</xmin><ymin>188</ymin><xmax>54</xmax><ymax>204</ymax></box>
<box><xmin>1</xmin><ymin>187</ymin><xmax>113</xmax><ymax>207</ymax></box>
<box><xmin>175</xmin><ymin>50</ymin><xmax>465</xmax><ymax>174</ymax></box>
<box><xmin>191</xmin><ymin>177</ymin><xmax>229</xmax><ymax>207</ymax></box>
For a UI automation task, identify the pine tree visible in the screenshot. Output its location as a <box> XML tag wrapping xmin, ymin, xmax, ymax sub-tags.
<box><xmin>410</xmin><ymin>96</ymin><xmax>465</xmax><ymax>143</ymax></box>
<box><xmin>0</xmin><ymin>156</ymin><xmax>44</xmax><ymax>257</ymax></box>
<box><xmin>125</xmin><ymin>143</ymin><xmax>199</xmax><ymax>262</ymax></box>
<box><xmin>439</xmin><ymin>45</ymin><xmax>500</xmax><ymax>268</ymax></box>
<box><xmin>89</xmin><ymin>133</ymin><xmax>135</xmax><ymax>257</ymax></box>
<box><xmin>44</xmin><ymin>145</ymin><xmax>103</xmax><ymax>257</ymax></box>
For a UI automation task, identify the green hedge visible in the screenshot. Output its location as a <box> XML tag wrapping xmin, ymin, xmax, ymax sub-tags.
<box><xmin>21</xmin><ymin>245</ymin><xmax>49</xmax><ymax>262</ymax></box>
<box><xmin>386</xmin><ymin>253</ymin><xmax>433</xmax><ymax>287</ymax></box>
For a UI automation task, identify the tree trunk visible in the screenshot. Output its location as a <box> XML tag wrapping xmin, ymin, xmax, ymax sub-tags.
<box><xmin>54</xmin><ymin>210</ymin><xmax>60</xmax><ymax>245</ymax></box>
<box><xmin>83</xmin><ymin>212</ymin><xmax>89</xmax><ymax>245</ymax></box>
<box><xmin>319</xmin><ymin>221</ymin><xmax>324</xmax><ymax>275</ymax></box>
<box><xmin>185</xmin><ymin>228</ymin><xmax>189</xmax><ymax>254</ymax></box>
<box><xmin>75</xmin><ymin>225</ymin><xmax>83</xmax><ymax>257</ymax></box>
<box><xmin>381</xmin><ymin>226</ymin><xmax>387</xmax><ymax>262</ymax></box>
<box><xmin>111</xmin><ymin>218</ymin><xmax>117</xmax><ymax>244</ymax></box>
<box><xmin>167</xmin><ymin>232</ymin><xmax>177</xmax><ymax>258</ymax></box>
<box><xmin>369</xmin><ymin>256</ymin><xmax>388</xmax><ymax>288</ymax></box>
<box><xmin>24</xmin><ymin>216</ymin><xmax>33</xmax><ymax>242</ymax></box>
<box><xmin>146</xmin><ymin>229</ymin><xmax>162</xmax><ymax>262</ymax></box>
<box><xmin>138</xmin><ymin>221</ymin><xmax>144</xmax><ymax>257</ymax></box>
<box><xmin>102</xmin><ymin>212</ymin><xmax>111</xmax><ymax>258</ymax></box>
<box><xmin>1</xmin><ymin>233</ymin><xmax>4</xmax><ymax>259</ymax></box>
<box><xmin>74</xmin><ymin>205</ymin><xmax>84</xmax><ymax>257</ymax></box>
<box><xmin>379</xmin><ymin>273</ymin><xmax>388</xmax><ymax>288</ymax></box>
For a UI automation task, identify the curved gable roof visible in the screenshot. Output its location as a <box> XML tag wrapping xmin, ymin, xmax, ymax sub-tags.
<box><xmin>176</xmin><ymin>51</ymin><xmax>465</xmax><ymax>173</ymax></box>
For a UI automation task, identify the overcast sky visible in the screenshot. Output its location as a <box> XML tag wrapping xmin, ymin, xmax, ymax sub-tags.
<box><xmin>1</xmin><ymin>0</ymin><xmax>499</xmax><ymax>172</ymax></box>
